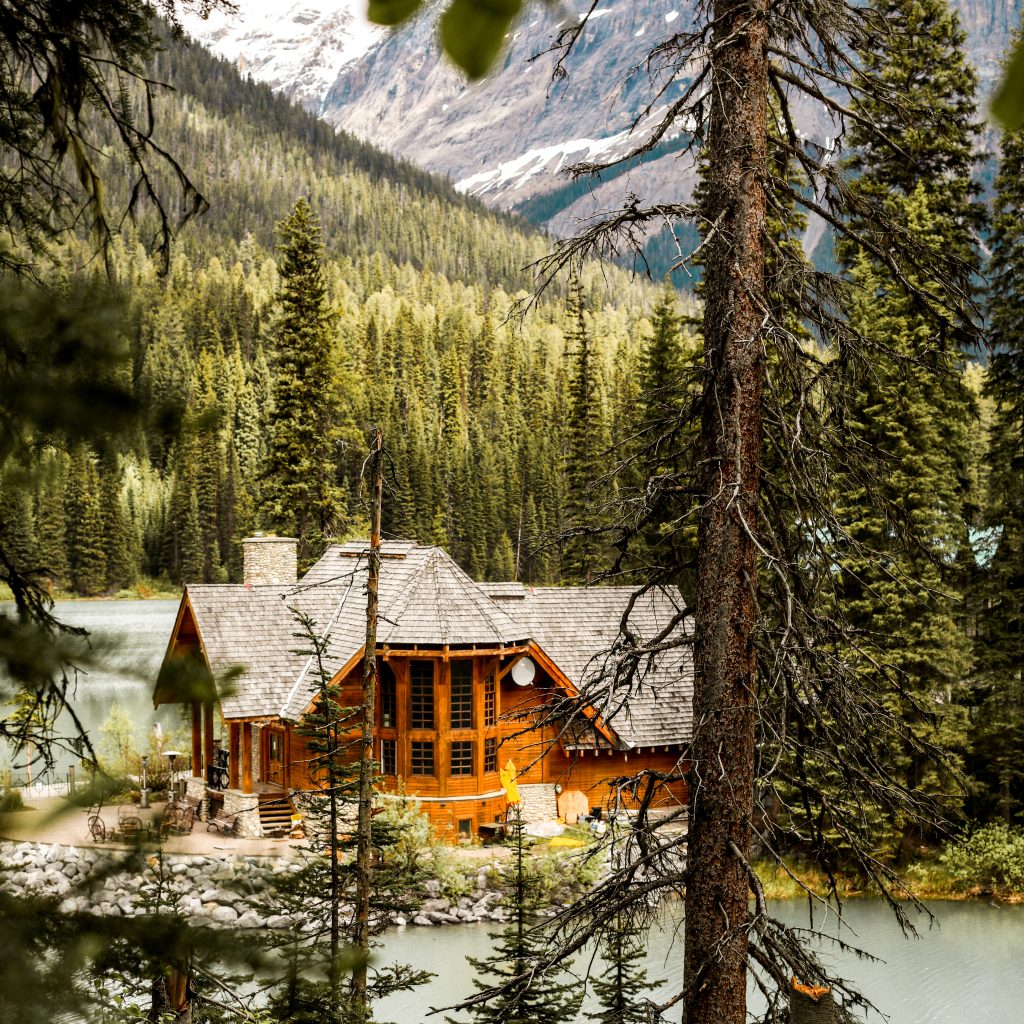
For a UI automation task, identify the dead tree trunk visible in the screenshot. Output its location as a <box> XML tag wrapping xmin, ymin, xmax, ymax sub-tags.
<box><xmin>351</xmin><ymin>426</ymin><xmax>383</xmax><ymax>1020</ymax></box>
<box><xmin>683</xmin><ymin>1</ymin><xmax>767</xmax><ymax>1022</ymax></box>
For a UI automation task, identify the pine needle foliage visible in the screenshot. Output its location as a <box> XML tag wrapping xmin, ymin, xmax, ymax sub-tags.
<box><xmin>451</xmin><ymin>809</ymin><xmax>581</xmax><ymax>1024</ymax></box>
<box><xmin>261</xmin><ymin>198</ymin><xmax>347</xmax><ymax>569</ymax></box>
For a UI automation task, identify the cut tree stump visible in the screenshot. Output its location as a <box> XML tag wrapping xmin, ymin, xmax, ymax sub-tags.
<box><xmin>790</xmin><ymin>978</ymin><xmax>842</xmax><ymax>1024</ymax></box>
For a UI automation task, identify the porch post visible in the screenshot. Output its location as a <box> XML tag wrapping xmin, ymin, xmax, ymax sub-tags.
<box><xmin>190</xmin><ymin>703</ymin><xmax>202</xmax><ymax>776</ymax></box>
<box><xmin>241</xmin><ymin>723</ymin><xmax>253</xmax><ymax>794</ymax></box>
<box><xmin>229</xmin><ymin>722</ymin><xmax>239</xmax><ymax>790</ymax></box>
<box><xmin>203</xmin><ymin>703</ymin><xmax>215</xmax><ymax>783</ymax></box>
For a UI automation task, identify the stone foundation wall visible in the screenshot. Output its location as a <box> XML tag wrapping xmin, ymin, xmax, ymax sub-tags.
<box><xmin>222</xmin><ymin>790</ymin><xmax>262</xmax><ymax>838</ymax></box>
<box><xmin>517</xmin><ymin>783</ymin><xmax>557</xmax><ymax>824</ymax></box>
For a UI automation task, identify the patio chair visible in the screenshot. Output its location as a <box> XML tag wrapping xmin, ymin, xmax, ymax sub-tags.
<box><xmin>161</xmin><ymin>802</ymin><xmax>196</xmax><ymax>836</ymax></box>
<box><xmin>87</xmin><ymin>804</ymin><xmax>121</xmax><ymax>842</ymax></box>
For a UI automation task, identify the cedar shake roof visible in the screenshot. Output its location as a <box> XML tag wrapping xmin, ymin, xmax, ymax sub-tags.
<box><xmin>480</xmin><ymin>582</ymin><xmax>692</xmax><ymax>749</ymax></box>
<box><xmin>160</xmin><ymin>542</ymin><xmax>692</xmax><ymax>747</ymax></box>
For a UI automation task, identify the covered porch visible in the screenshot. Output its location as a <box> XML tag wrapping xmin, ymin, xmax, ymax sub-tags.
<box><xmin>189</xmin><ymin>707</ymin><xmax>293</xmax><ymax>797</ymax></box>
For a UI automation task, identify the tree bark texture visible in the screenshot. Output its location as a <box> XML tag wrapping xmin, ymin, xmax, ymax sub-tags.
<box><xmin>683</xmin><ymin>1</ymin><xmax>767</xmax><ymax>1022</ymax></box>
<box><xmin>351</xmin><ymin>427</ymin><xmax>383</xmax><ymax>1019</ymax></box>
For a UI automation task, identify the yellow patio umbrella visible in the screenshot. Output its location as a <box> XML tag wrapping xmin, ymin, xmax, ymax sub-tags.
<box><xmin>499</xmin><ymin>758</ymin><xmax>520</xmax><ymax>805</ymax></box>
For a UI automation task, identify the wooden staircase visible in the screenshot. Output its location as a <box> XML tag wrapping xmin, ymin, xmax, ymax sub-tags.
<box><xmin>258</xmin><ymin>794</ymin><xmax>295</xmax><ymax>836</ymax></box>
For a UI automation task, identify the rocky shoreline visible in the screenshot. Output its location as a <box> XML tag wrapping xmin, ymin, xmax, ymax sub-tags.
<box><xmin>0</xmin><ymin>839</ymin><xmax>519</xmax><ymax>930</ymax></box>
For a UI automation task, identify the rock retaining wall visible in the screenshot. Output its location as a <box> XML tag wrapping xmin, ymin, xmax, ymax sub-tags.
<box><xmin>0</xmin><ymin>840</ymin><xmax>542</xmax><ymax>931</ymax></box>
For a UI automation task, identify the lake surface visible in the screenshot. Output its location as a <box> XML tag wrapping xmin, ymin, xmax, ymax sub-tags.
<box><xmin>377</xmin><ymin>898</ymin><xmax>1024</xmax><ymax>1024</ymax></box>
<box><xmin>1</xmin><ymin>598</ymin><xmax>182</xmax><ymax>781</ymax></box>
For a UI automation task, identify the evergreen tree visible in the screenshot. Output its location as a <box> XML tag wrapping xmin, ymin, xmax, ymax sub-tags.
<box><xmin>0</xmin><ymin>466</ymin><xmax>37</xmax><ymax>578</ymax></box>
<box><xmin>34</xmin><ymin>450</ymin><xmax>69</xmax><ymax>591</ymax></box>
<box><xmin>267</xmin><ymin>611</ymin><xmax>424</xmax><ymax>1024</ymax></box>
<box><xmin>262</xmin><ymin>198</ymin><xmax>347</xmax><ymax>568</ymax></box>
<box><xmin>563</xmin><ymin>278</ymin><xmax>610</xmax><ymax>584</ymax></box>
<box><xmin>585</xmin><ymin>912</ymin><xmax>663</xmax><ymax>1024</ymax></box>
<box><xmin>969</xmin><ymin>31</ymin><xmax>1024</xmax><ymax>822</ymax></box>
<box><xmin>453</xmin><ymin>808</ymin><xmax>580</xmax><ymax>1024</ymax></box>
<box><xmin>64</xmin><ymin>447</ymin><xmax>106</xmax><ymax>596</ymax></box>
<box><xmin>833</xmin><ymin>0</ymin><xmax>983</xmax><ymax>846</ymax></box>
<box><xmin>98</xmin><ymin>449</ymin><xmax>133</xmax><ymax>591</ymax></box>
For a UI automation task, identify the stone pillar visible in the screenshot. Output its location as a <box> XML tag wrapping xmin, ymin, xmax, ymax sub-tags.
<box><xmin>222</xmin><ymin>790</ymin><xmax>262</xmax><ymax>839</ymax></box>
<box><xmin>252</xmin><ymin>724</ymin><xmax>261</xmax><ymax>784</ymax></box>
<box><xmin>185</xmin><ymin>776</ymin><xmax>208</xmax><ymax>821</ymax></box>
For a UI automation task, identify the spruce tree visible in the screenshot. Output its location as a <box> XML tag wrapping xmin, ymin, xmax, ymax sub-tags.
<box><xmin>586</xmin><ymin>912</ymin><xmax>663</xmax><ymax>1024</ymax></box>
<box><xmin>262</xmin><ymin>197</ymin><xmax>346</xmax><ymax>568</ymax></box>
<box><xmin>64</xmin><ymin>447</ymin><xmax>106</xmax><ymax>596</ymax></box>
<box><xmin>0</xmin><ymin>466</ymin><xmax>37</xmax><ymax>579</ymax></box>
<box><xmin>34</xmin><ymin>450</ymin><xmax>69</xmax><ymax>591</ymax></box>
<box><xmin>563</xmin><ymin>278</ymin><xmax>610</xmax><ymax>584</ymax></box>
<box><xmin>453</xmin><ymin>809</ymin><xmax>580</xmax><ymax>1024</ymax></box>
<box><xmin>834</xmin><ymin>0</ymin><xmax>982</xmax><ymax>847</ymax></box>
<box><xmin>970</xmin><ymin>29</ymin><xmax>1024</xmax><ymax>823</ymax></box>
<box><xmin>99</xmin><ymin>449</ymin><xmax>133</xmax><ymax>592</ymax></box>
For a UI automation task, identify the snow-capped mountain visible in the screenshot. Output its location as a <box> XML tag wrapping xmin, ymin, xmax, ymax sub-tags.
<box><xmin>178</xmin><ymin>0</ymin><xmax>385</xmax><ymax>112</ymax></box>
<box><xmin>183</xmin><ymin>0</ymin><xmax>1022</xmax><ymax>242</ymax></box>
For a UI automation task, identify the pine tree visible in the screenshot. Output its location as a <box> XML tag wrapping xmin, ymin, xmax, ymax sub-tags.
<box><xmin>64</xmin><ymin>447</ymin><xmax>106</xmax><ymax>596</ymax></box>
<box><xmin>34</xmin><ymin>450</ymin><xmax>69</xmax><ymax>591</ymax></box>
<box><xmin>0</xmin><ymin>465</ymin><xmax>37</xmax><ymax>578</ymax></box>
<box><xmin>563</xmin><ymin>278</ymin><xmax>610</xmax><ymax>584</ymax></box>
<box><xmin>99</xmin><ymin>450</ymin><xmax>133</xmax><ymax>592</ymax></box>
<box><xmin>969</xmin><ymin>30</ymin><xmax>1024</xmax><ymax>823</ymax></box>
<box><xmin>262</xmin><ymin>198</ymin><xmax>347</xmax><ymax>568</ymax></box>
<box><xmin>453</xmin><ymin>809</ymin><xmax>580</xmax><ymax>1024</ymax></box>
<box><xmin>833</xmin><ymin>0</ymin><xmax>983</xmax><ymax>846</ymax></box>
<box><xmin>586</xmin><ymin>912</ymin><xmax>663</xmax><ymax>1024</ymax></box>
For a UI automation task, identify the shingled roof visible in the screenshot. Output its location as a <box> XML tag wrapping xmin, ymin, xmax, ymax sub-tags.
<box><xmin>480</xmin><ymin>583</ymin><xmax>693</xmax><ymax>749</ymax></box>
<box><xmin>160</xmin><ymin>542</ymin><xmax>692</xmax><ymax>747</ymax></box>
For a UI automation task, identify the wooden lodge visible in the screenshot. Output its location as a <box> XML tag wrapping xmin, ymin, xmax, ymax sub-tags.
<box><xmin>153</xmin><ymin>537</ymin><xmax>692</xmax><ymax>840</ymax></box>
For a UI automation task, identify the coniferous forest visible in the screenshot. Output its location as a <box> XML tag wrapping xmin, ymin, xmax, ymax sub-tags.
<box><xmin>0</xmin><ymin>11</ymin><xmax>1019</xmax><ymax>833</ymax></box>
<box><xmin>2</xmin><ymin>5</ymin><xmax>1024</xmax><ymax>1023</ymax></box>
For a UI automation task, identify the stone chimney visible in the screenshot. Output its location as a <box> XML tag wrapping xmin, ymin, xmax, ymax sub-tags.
<box><xmin>242</xmin><ymin>534</ymin><xmax>298</xmax><ymax>586</ymax></box>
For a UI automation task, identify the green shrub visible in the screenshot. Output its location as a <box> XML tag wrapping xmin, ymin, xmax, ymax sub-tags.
<box><xmin>0</xmin><ymin>789</ymin><xmax>25</xmax><ymax>813</ymax></box>
<box><xmin>941</xmin><ymin>823</ymin><xmax>1024</xmax><ymax>893</ymax></box>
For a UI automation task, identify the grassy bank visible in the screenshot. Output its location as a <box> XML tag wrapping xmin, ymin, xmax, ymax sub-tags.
<box><xmin>0</xmin><ymin>577</ymin><xmax>181</xmax><ymax>602</ymax></box>
<box><xmin>753</xmin><ymin>855</ymin><xmax>1024</xmax><ymax>904</ymax></box>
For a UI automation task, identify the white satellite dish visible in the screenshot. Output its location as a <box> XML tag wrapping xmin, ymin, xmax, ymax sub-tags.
<box><xmin>511</xmin><ymin>657</ymin><xmax>536</xmax><ymax>687</ymax></box>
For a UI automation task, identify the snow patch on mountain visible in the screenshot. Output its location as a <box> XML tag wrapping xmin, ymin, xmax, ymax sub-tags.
<box><xmin>179</xmin><ymin>0</ymin><xmax>384</xmax><ymax>112</ymax></box>
<box><xmin>455</xmin><ymin>132</ymin><xmax>635</xmax><ymax>200</ymax></box>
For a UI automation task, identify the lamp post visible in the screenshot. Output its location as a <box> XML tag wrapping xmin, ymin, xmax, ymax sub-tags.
<box><xmin>140</xmin><ymin>755</ymin><xmax>150</xmax><ymax>809</ymax></box>
<box><xmin>164</xmin><ymin>750</ymin><xmax>181</xmax><ymax>807</ymax></box>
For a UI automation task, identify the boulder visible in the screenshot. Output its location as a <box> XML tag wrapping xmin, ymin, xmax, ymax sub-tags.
<box><xmin>211</xmin><ymin>905</ymin><xmax>239</xmax><ymax>925</ymax></box>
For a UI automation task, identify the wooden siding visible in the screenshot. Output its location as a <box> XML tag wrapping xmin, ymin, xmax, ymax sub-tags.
<box><xmin>223</xmin><ymin>651</ymin><xmax>687</xmax><ymax>838</ymax></box>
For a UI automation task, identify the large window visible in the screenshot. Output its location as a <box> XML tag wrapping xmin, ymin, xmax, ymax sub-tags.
<box><xmin>411</xmin><ymin>740</ymin><xmax>435</xmax><ymax>776</ymax></box>
<box><xmin>410</xmin><ymin>661</ymin><xmax>434</xmax><ymax>729</ymax></box>
<box><xmin>381</xmin><ymin>738</ymin><xmax>397</xmax><ymax>776</ymax></box>
<box><xmin>450</xmin><ymin>740</ymin><xmax>474</xmax><ymax>776</ymax></box>
<box><xmin>380</xmin><ymin>661</ymin><xmax>397</xmax><ymax>728</ymax></box>
<box><xmin>450</xmin><ymin>661</ymin><xmax>473</xmax><ymax>729</ymax></box>
<box><xmin>484</xmin><ymin>672</ymin><xmax>496</xmax><ymax>726</ymax></box>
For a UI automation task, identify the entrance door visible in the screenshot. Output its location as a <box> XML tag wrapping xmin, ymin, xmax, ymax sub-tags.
<box><xmin>267</xmin><ymin>728</ymin><xmax>285</xmax><ymax>787</ymax></box>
